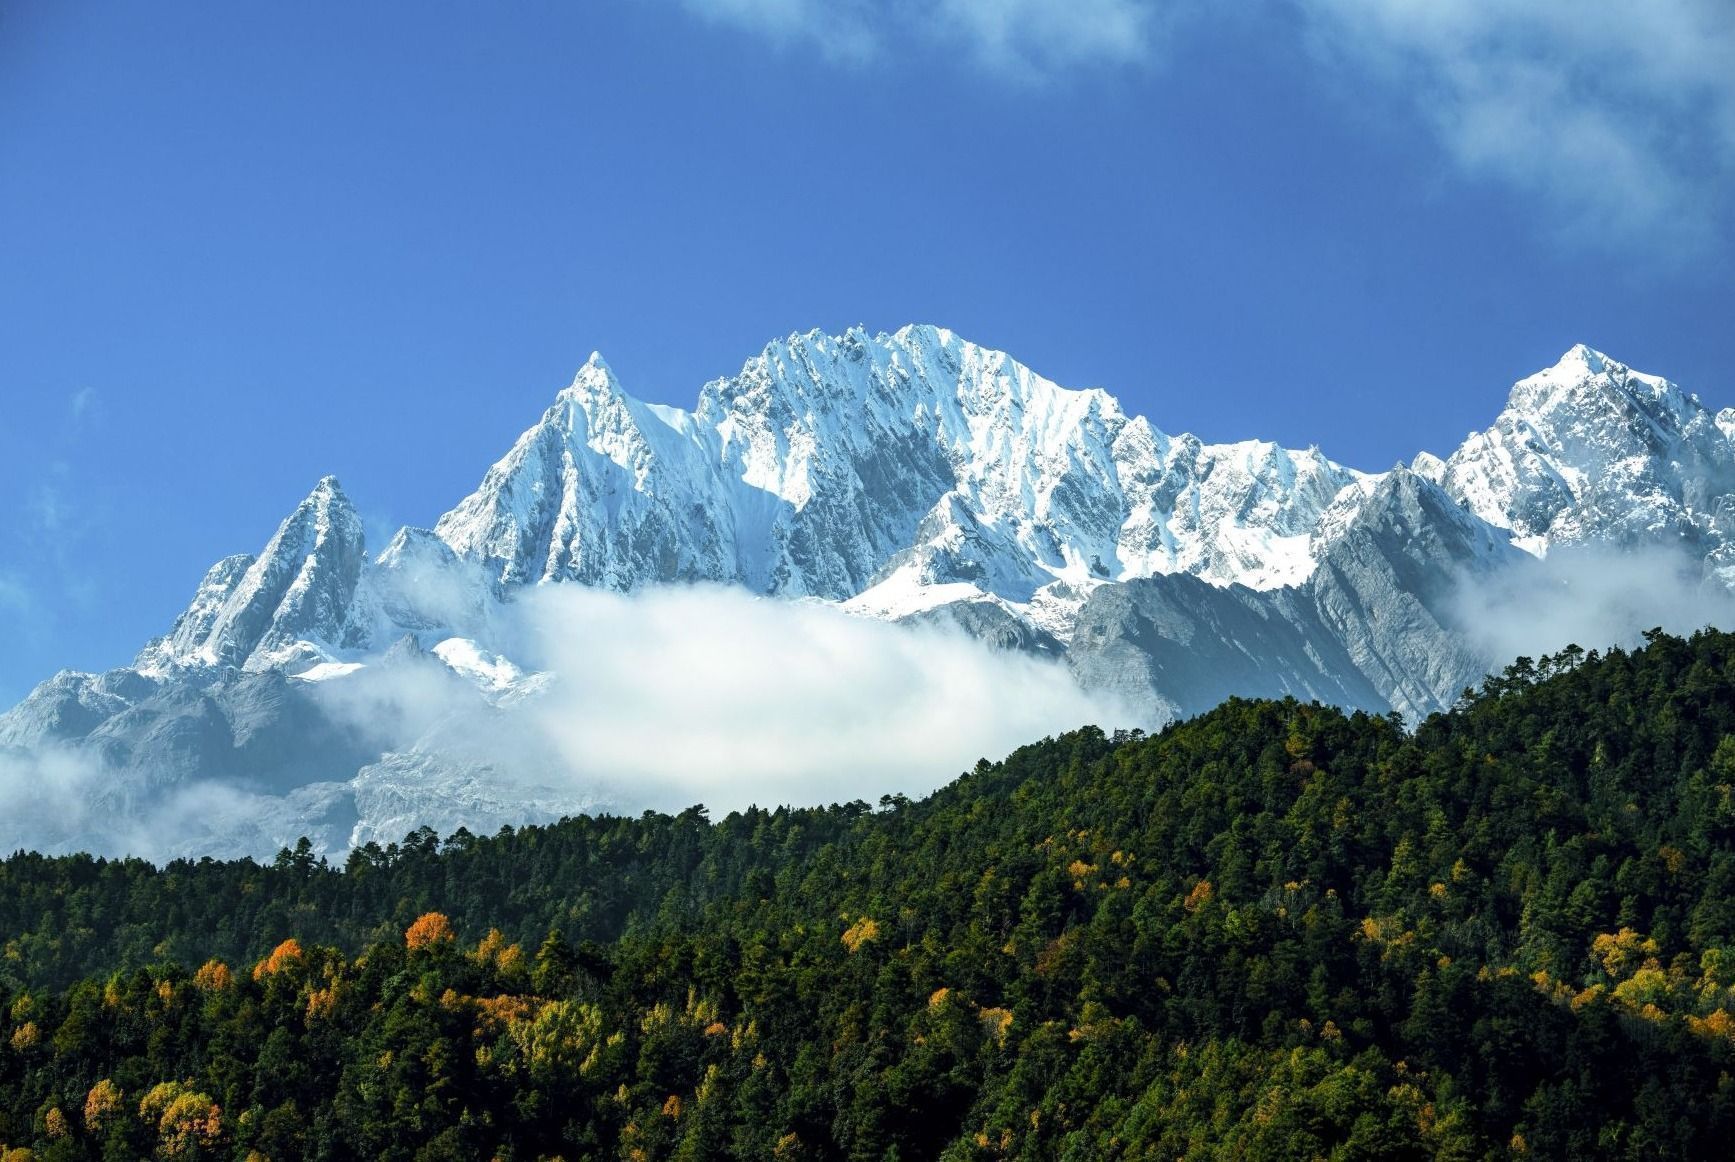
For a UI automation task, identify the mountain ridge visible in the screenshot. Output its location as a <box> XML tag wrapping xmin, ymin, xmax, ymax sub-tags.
<box><xmin>2</xmin><ymin>325</ymin><xmax>1729</xmax><ymax>859</ymax></box>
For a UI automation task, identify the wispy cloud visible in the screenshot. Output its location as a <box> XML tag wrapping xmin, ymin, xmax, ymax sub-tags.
<box><xmin>930</xmin><ymin>0</ymin><xmax>1156</xmax><ymax>73</ymax></box>
<box><xmin>678</xmin><ymin>0</ymin><xmax>1163</xmax><ymax>73</ymax></box>
<box><xmin>0</xmin><ymin>573</ymin><xmax>34</xmax><ymax>619</ymax></box>
<box><xmin>675</xmin><ymin>0</ymin><xmax>1735</xmax><ymax>245</ymax></box>
<box><xmin>678</xmin><ymin>0</ymin><xmax>879</xmax><ymax>63</ymax></box>
<box><xmin>23</xmin><ymin>462</ymin><xmax>98</xmax><ymax>609</ymax></box>
<box><xmin>27</xmin><ymin>475</ymin><xmax>71</xmax><ymax>537</ymax></box>
<box><xmin>69</xmin><ymin>386</ymin><xmax>98</xmax><ymax>426</ymax></box>
<box><xmin>1296</xmin><ymin>0</ymin><xmax>1735</xmax><ymax>246</ymax></box>
<box><xmin>1451</xmin><ymin>543</ymin><xmax>1735</xmax><ymax>670</ymax></box>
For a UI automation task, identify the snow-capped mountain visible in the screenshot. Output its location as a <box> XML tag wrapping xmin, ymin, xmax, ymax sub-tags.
<box><xmin>402</xmin><ymin>325</ymin><xmax>1367</xmax><ymax>636</ymax></box>
<box><xmin>1420</xmin><ymin>344</ymin><xmax>1735</xmax><ymax>561</ymax></box>
<box><xmin>128</xmin><ymin>324</ymin><xmax>1379</xmax><ymax>678</ymax></box>
<box><xmin>136</xmin><ymin>476</ymin><xmax>369</xmax><ymax>675</ymax></box>
<box><xmin>1</xmin><ymin>328</ymin><xmax>1727</xmax><ymax>860</ymax></box>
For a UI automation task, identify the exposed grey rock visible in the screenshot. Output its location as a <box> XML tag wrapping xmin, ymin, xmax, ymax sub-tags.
<box><xmin>0</xmin><ymin>667</ymin><xmax>157</xmax><ymax>749</ymax></box>
<box><xmin>898</xmin><ymin>600</ymin><xmax>1064</xmax><ymax>656</ymax></box>
<box><xmin>1066</xmin><ymin>574</ymin><xmax>1383</xmax><ymax>727</ymax></box>
<box><xmin>1305</xmin><ymin>468</ymin><xmax>1525</xmax><ymax>720</ymax></box>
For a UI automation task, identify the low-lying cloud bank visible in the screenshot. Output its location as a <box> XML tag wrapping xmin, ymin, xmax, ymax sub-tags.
<box><xmin>0</xmin><ymin>585</ymin><xmax>1136</xmax><ymax>862</ymax></box>
<box><xmin>1454</xmin><ymin>543</ymin><xmax>1735</xmax><ymax>673</ymax></box>
<box><xmin>10</xmin><ymin>548</ymin><xmax>1735</xmax><ymax>865</ymax></box>
<box><xmin>510</xmin><ymin>585</ymin><xmax>1134</xmax><ymax>815</ymax></box>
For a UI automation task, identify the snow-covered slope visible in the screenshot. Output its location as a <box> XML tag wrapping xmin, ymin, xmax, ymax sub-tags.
<box><xmin>1</xmin><ymin>328</ymin><xmax>1727</xmax><ymax>860</ymax></box>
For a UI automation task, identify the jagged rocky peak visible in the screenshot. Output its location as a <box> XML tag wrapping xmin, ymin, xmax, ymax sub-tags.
<box><xmin>142</xmin><ymin>476</ymin><xmax>368</xmax><ymax>674</ymax></box>
<box><xmin>1434</xmin><ymin>344</ymin><xmax>1735</xmax><ymax>553</ymax></box>
<box><xmin>1505</xmin><ymin>343</ymin><xmax>1687</xmax><ymax>423</ymax></box>
<box><xmin>424</xmin><ymin>324</ymin><xmax>1380</xmax><ymax>614</ymax></box>
<box><xmin>432</xmin><ymin>345</ymin><xmax>738</xmax><ymax>591</ymax></box>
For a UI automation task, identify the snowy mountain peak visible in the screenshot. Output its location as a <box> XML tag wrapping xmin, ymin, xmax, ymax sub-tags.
<box><xmin>1433</xmin><ymin>346</ymin><xmax>1734</xmax><ymax>553</ymax></box>
<box><xmin>136</xmin><ymin>329</ymin><xmax>1729</xmax><ymax>696</ymax></box>
<box><xmin>294</xmin><ymin>474</ymin><xmax>360</xmax><ymax>540</ymax></box>
<box><xmin>567</xmin><ymin>351</ymin><xmax>620</xmax><ymax>394</ymax></box>
<box><xmin>310</xmin><ymin>473</ymin><xmax>348</xmax><ymax>500</ymax></box>
<box><xmin>1511</xmin><ymin>344</ymin><xmax>1679</xmax><ymax>411</ymax></box>
<box><xmin>140</xmin><ymin>477</ymin><xmax>368</xmax><ymax>673</ymax></box>
<box><xmin>1557</xmin><ymin>342</ymin><xmax>1609</xmax><ymax>374</ymax></box>
<box><xmin>424</xmin><ymin>325</ymin><xmax>1374</xmax><ymax>611</ymax></box>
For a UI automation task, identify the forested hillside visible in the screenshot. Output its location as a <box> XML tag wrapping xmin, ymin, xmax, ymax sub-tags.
<box><xmin>7</xmin><ymin>629</ymin><xmax>1735</xmax><ymax>1159</ymax></box>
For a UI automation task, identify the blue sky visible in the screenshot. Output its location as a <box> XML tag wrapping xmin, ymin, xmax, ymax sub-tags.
<box><xmin>2</xmin><ymin>0</ymin><xmax>1733</xmax><ymax>702</ymax></box>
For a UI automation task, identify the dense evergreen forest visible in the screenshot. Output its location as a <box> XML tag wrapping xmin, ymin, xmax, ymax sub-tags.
<box><xmin>6</xmin><ymin>628</ymin><xmax>1735</xmax><ymax>1158</ymax></box>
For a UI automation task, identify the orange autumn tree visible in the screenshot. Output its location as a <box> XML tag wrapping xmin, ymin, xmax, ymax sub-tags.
<box><xmin>252</xmin><ymin>939</ymin><xmax>304</xmax><ymax>981</ymax></box>
<box><xmin>406</xmin><ymin>912</ymin><xmax>456</xmax><ymax>951</ymax></box>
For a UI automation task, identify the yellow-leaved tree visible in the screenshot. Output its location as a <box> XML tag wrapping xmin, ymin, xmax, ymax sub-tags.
<box><xmin>83</xmin><ymin>1079</ymin><xmax>123</xmax><ymax>1133</ymax></box>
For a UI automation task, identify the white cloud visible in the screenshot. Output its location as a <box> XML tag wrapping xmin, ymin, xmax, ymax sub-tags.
<box><xmin>931</xmin><ymin>0</ymin><xmax>1155</xmax><ymax>73</ymax></box>
<box><xmin>0</xmin><ymin>584</ymin><xmax>1134</xmax><ymax>861</ymax></box>
<box><xmin>320</xmin><ymin>583</ymin><xmax>1135</xmax><ymax>822</ymax></box>
<box><xmin>5</xmin><ymin>550</ymin><xmax>1729</xmax><ymax>861</ymax></box>
<box><xmin>511</xmin><ymin>584</ymin><xmax>1134</xmax><ymax>814</ymax></box>
<box><xmin>676</xmin><ymin>0</ymin><xmax>1735</xmax><ymax>243</ymax></box>
<box><xmin>1295</xmin><ymin>0</ymin><xmax>1735</xmax><ymax>244</ymax></box>
<box><xmin>679</xmin><ymin>0</ymin><xmax>879</xmax><ymax>63</ymax></box>
<box><xmin>0</xmin><ymin>743</ymin><xmax>354</xmax><ymax>864</ymax></box>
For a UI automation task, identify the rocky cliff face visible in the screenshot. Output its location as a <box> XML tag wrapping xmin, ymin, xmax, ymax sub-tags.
<box><xmin>2</xmin><ymin>328</ymin><xmax>1726</xmax><ymax>859</ymax></box>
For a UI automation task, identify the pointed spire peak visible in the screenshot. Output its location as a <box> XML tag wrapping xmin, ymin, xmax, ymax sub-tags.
<box><xmin>555</xmin><ymin>352</ymin><xmax>628</xmax><ymax>413</ymax></box>
<box><xmin>1495</xmin><ymin>345</ymin><xmax>1693</xmax><ymax>441</ymax></box>
<box><xmin>302</xmin><ymin>475</ymin><xmax>355</xmax><ymax>514</ymax></box>
<box><xmin>1556</xmin><ymin>343</ymin><xmax>1613</xmax><ymax>374</ymax></box>
<box><xmin>1509</xmin><ymin>344</ymin><xmax>1627</xmax><ymax>403</ymax></box>
<box><xmin>1513</xmin><ymin>343</ymin><xmax>1688</xmax><ymax>404</ymax></box>
<box><xmin>566</xmin><ymin>350</ymin><xmax>621</xmax><ymax>391</ymax></box>
<box><xmin>282</xmin><ymin>474</ymin><xmax>360</xmax><ymax>542</ymax></box>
